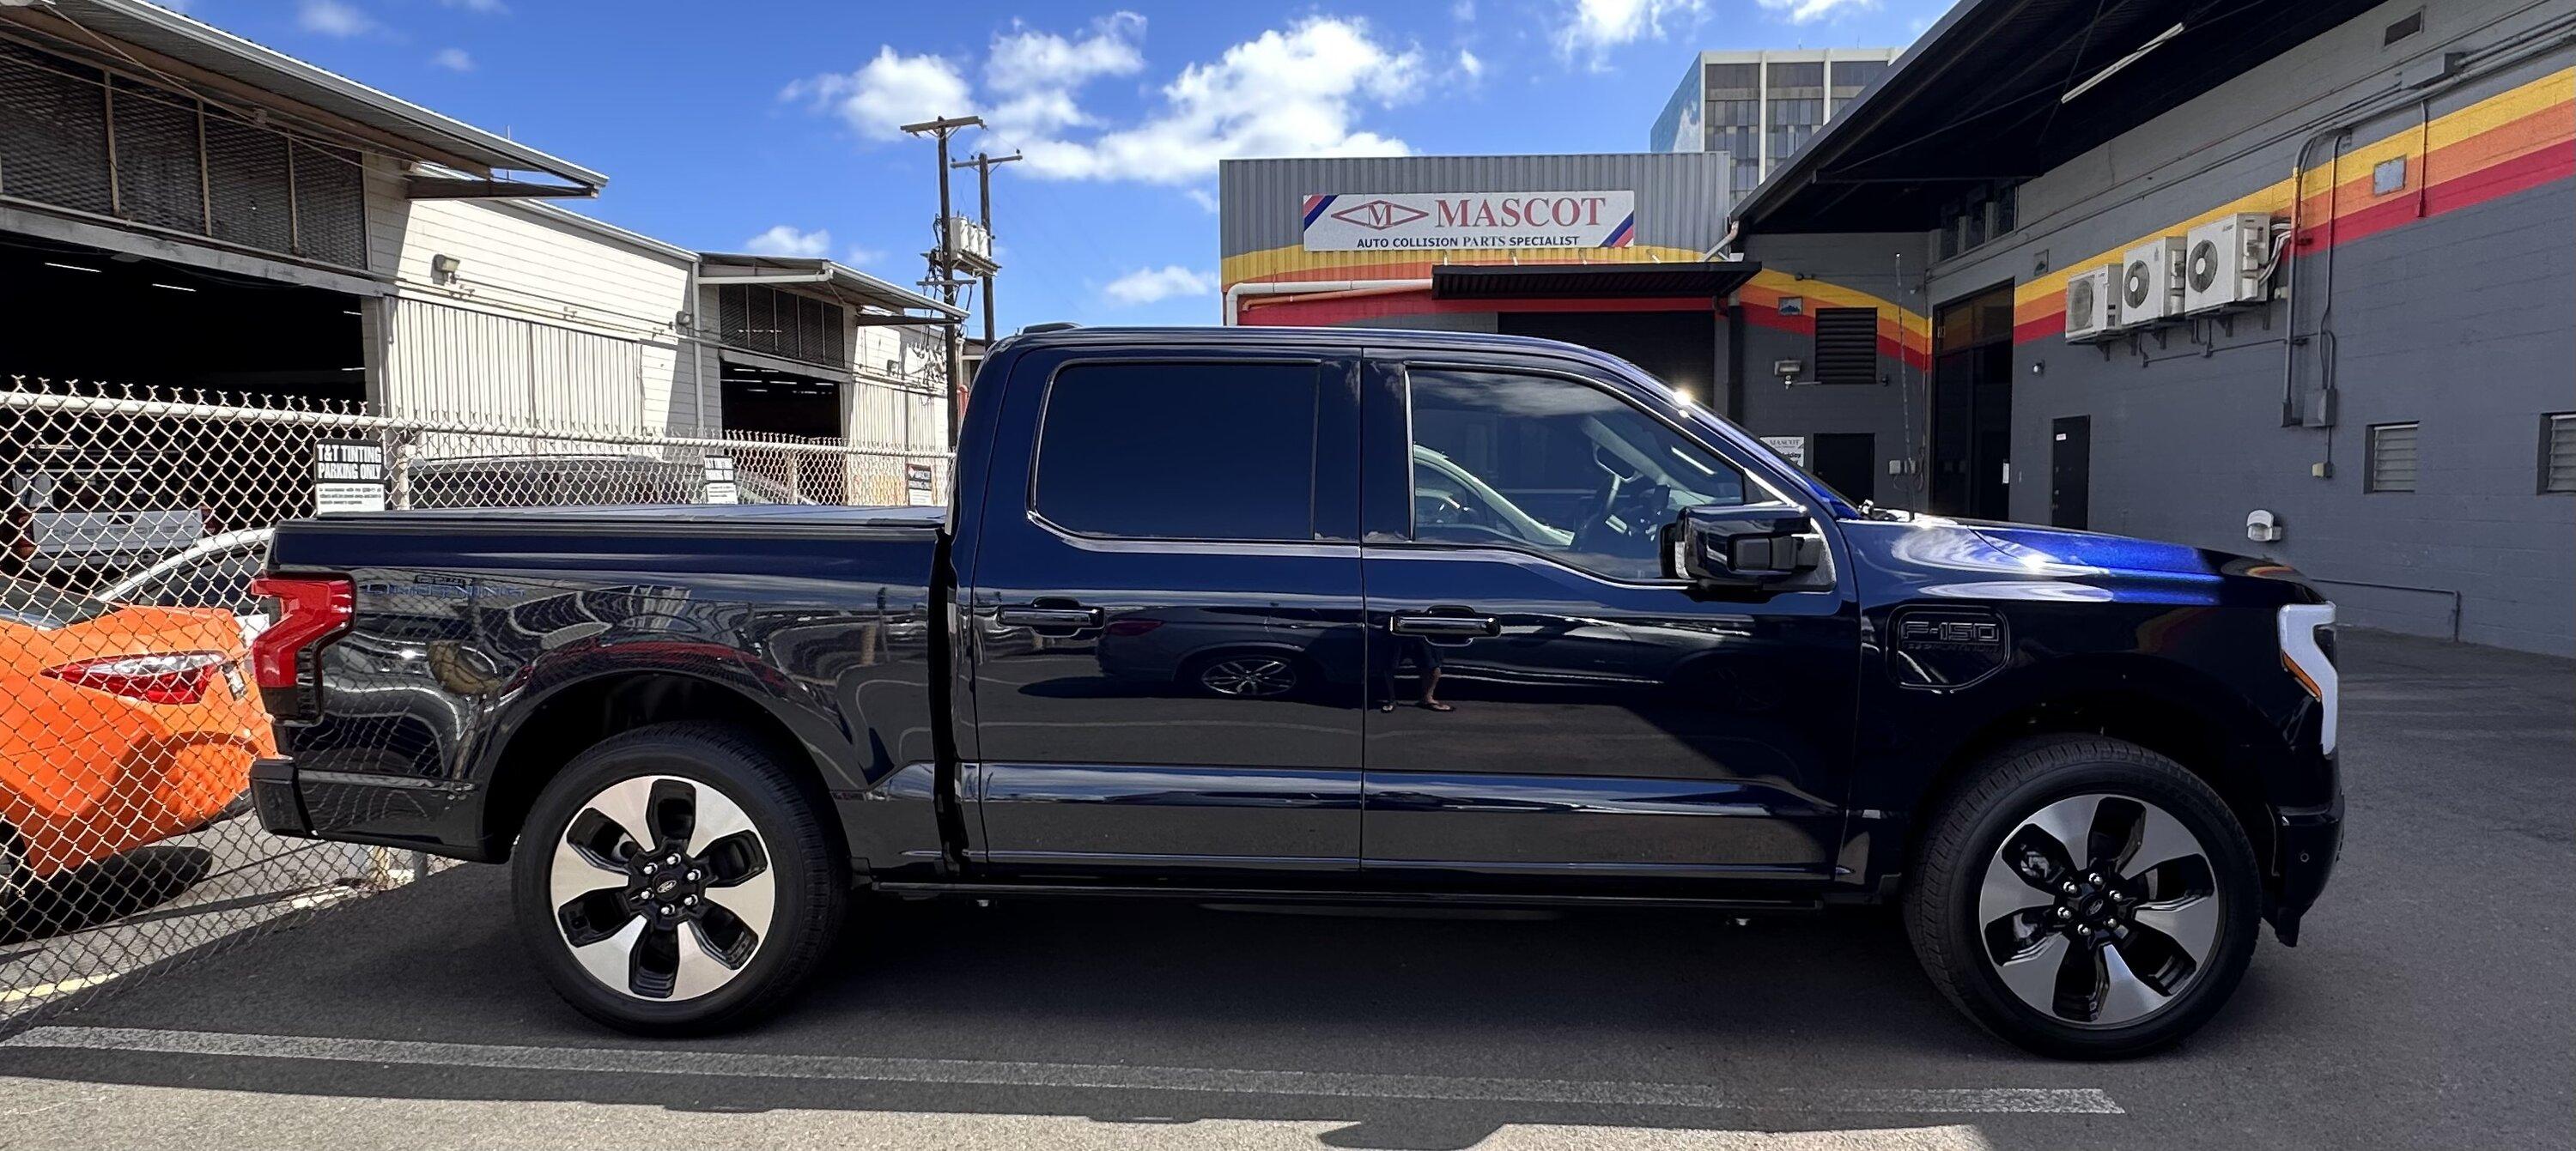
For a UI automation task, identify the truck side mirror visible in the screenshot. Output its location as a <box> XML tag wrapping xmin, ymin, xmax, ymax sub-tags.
<box><xmin>1662</xmin><ymin>505</ymin><xmax>1822</xmax><ymax>587</ymax></box>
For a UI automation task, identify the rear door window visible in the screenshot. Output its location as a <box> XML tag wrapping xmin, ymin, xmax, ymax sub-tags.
<box><xmin>1033</xmin><ymin>361</ymin><xmax>1320</xmax><ymax>542</ymax></box>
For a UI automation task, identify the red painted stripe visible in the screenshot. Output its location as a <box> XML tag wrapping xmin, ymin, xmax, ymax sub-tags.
<box><xmin>1745</xmin><ymin>307</ymin><xmax>1814</xmax><ymax>336</ymax></box>
<box><xmin>1239</xmin><ymin>292</ymin><xmax>1717</xmax><ymax>326</ymax></box>
<box><xmin>2014</xmin><ymin>312</ymin><xmax>2065</xmax><ymax>342</ymax></box>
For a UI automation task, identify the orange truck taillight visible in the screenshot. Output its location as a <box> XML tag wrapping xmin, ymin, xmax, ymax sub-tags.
<box><xmin>246</xmin><ymin>575</ymin><xmax>354</xmax><ymax>708</ymax></box>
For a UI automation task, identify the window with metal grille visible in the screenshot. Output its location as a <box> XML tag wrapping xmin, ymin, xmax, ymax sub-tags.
<box><xmin>0</xmin><ymin>39</ymin><xmax>368</xmax><ymax>270</ymax></box>
<box><xmin>2366</xmin><ymin>421</ymin><xmax>2418</xmax><ymax>493</ymax></box>
<box><xmin>715</xmin><ymin>283</ymin><xmax>848</xmax><ymax>369</ymax></box>
<box><xmin>2542</xmin><ymin>413</ymin><xmax>2575</xmax><ymax>494</ymax></box>
<box><xmin>0</xmin><ymin>41</ymin><xmax>112</xmax><ymax>214</ymax></box>
<box><xmin>1813</xmin><ymin>308</ymin><xmax>1880</xmax><ymax>386</ymax></box>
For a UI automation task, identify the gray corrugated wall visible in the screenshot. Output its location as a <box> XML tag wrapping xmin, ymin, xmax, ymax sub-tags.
<box><xmin>1730</xmin><ymin>0</ymin><xmax>2576</xmax><ymax>655</ymax></box>
<box><xmin>1219</xmin><ymin>152</ymin><xmax>1732</xmax><ymax>260</ymax></box>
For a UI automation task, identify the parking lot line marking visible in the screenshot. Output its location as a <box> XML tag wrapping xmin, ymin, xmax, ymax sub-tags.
<box><xmin>1</xmin><ymin>1026</ymin><xmax>2122</xmax><ymax>1115</ymax></box>
<box><xmin>0</xmin><ymin>973</ymin><xmax>125</xmax><ymax>1006</ymax></box>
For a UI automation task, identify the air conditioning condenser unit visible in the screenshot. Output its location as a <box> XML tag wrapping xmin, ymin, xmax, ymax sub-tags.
<box><xmin>2064</xmin><ymin>265</ymin><xmax>2118</xmax><ymax>342</ymax></box>
<box><xmin>2183</xmin><ymin>213</ymin><xmax>2274</xmax><ymax>313</ymax></box>
<box><xmin>2119</xmin><ymin>237</ymin><xmax>2187</xmax><ymax>326</ymax></box>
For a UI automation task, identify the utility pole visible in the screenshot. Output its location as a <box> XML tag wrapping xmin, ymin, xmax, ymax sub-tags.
<box><xmin>950</xmin><ymin>150</ymin><xmax>1021</xmax><ymax>355</ymax></box>
<box><xmin>900</xmin><ymin>114</ymin><xmax>981</xmax><ymax>448</ymax></box>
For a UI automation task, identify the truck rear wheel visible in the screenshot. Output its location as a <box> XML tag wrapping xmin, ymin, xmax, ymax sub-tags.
<box><xmin>1904</xmin><ymin>736</ymin><xmax>2261</xmax><ymax>1059</ymax></box>
<box><xmin>510</xmin><ymin>722</ymin><xmax>844</xmax><ymax>1034</ymax></box>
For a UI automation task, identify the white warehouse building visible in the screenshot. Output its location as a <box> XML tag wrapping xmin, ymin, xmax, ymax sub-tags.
<box><xmin>2</xmin><ymin>0</ymin><xmax>958</xmax><ymax>454</ymax></box>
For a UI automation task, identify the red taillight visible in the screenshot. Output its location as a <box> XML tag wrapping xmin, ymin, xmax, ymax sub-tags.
<box><xmin>1103</xmin><ymin>619</ymin><xmax>1164</xmax><ymax>637</ymax></box>
<box><xmin>246</xmin><ymin>574</ymin><xmax>353</xmax><ymax>691</ymax></box>
<box><xmin>43</xmin><ymin>651</ymin><xmax>228</xmax><ymax>705</ymax></box>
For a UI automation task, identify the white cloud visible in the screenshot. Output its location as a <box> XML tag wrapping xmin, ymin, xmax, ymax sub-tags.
<box><xmin>1451</xmin><ymin>0</ymin><xmax>1476</xmax><ymax>21</ymax></box>
<box><xmin>1183</xmin><ymin>188</ymin><xmax>1218</xmax><ymax>214</ymax></box>
<box><xmin>1552</xmin><ymin>0</ymin><xmax>1704</xmax><ymax>63</ymax></box>
<box><xmin>742</xmin><ymin>226</ymin><xmax>832</xmax><ymax>258</ymax></box>
<box><xmin>787</xmin><ymin>15</ymin><xmax>1423</xmax><ymax>186</ymax></box>
<box><xmin>844</xmin><ymin>245</ymin><xmax>887</xmax><ymax>269</ymax></box>
<box><xmin>982</xmin><ymin>12</ymin><xmax>1145</xmax><ymax>138</ymax></box>
<box><xmin>1103</xmin><ymin>265</ymin><xmax>1215</xmax><ymax>306</ymax></box>
<box><xmin>1017</xmin><ymin>17</ymin><xmax>1424</xmax><ymax>184</ymax></box>
<box><xmin>441</xmin><ymin>0</ymin><xmax>509</xmax><ymax>12</ymax></box>
<box><xmin>784</xmin><ymin>46</ymin><xmax>974</xmax><ymax>142</ymax></box>
<box><xmin>429</xmin><ymin>47</ymin><xmax>474</xmax><ymax>72</ymax></box>
<box><xmin>1456</xmin><ymin>49</ymin><xmax>1485</xmax><ymax>80</ymax></box>
<box><xmin>1759</xmin><ymin>0</ymin><xmax>1880</xmax><ymax>23</ymax></box>
<box><xmin>297</xmin><ymin>0</ymin><xmax>377</xmax><ymax>38</ymax></box>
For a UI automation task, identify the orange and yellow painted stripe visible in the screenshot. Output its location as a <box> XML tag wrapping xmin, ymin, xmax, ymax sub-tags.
<box><xmin>1219</xmin><ymin>243</ymin><xmax>1709</xmax><ymax>290</ymax></box>
<box><xmin>1738</xmin><ymin>270</ymin><xmax>1932</xmax><ymax>370</ymax></box>
<box><xmin>2014</xmin><ymin>67</ymin><xmax>2573</xmax><ymax>342</ymax></box>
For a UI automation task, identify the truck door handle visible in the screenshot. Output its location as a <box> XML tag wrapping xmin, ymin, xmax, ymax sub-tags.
<box><xmin>995</xmin><ymin>604</ymin><xmax>1103</xmax><ymax>629</ymax></box>
<box><xmin>1389</xmin><ymin>614</ymin><xmax>1498</xmax><ymax>637</ymax></box>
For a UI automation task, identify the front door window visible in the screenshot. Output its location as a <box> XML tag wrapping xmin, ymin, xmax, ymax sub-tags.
<box><xmin>1405</xmin><ymin>368</ymin><xmax>1746</xmax><ymax>582</ymax></box>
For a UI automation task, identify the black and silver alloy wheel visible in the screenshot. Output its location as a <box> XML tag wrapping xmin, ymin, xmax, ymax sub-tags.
<box><xmin>1198</xmin><ymin>655</ymin><xmax>1297</xmax><ymax>698</ymax></box>
<box><xmin>513</xmin><ymin>722</ymin><xmax>845</xmax><ymax>1034</ymax></box>
<box><xmin>1978</xmin><ymin>793</ymin><xmax>2219</xmax><ymax>1028</ymax></box>
<box><xmin>1906</xmin><ymin>736</ymin><xmax>2261</xmax><ymax>1059</ymax></box>
<box><xmin>549</xmin><ymin>774</ymin><xmax>775</xmax><ymax>1002</ymax></box>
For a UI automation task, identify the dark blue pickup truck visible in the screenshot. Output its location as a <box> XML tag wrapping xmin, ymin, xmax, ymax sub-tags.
<box><xmin>248</xmin><ymin>325</ymin><xmax>2341</xmax><ymax>1057</ymax></box>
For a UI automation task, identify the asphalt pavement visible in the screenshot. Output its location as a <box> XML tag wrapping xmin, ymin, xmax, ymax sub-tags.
<box><xmin>0</xmin><ymin>629</ymin><xmax>2566</xmax><ymax>1150</ymax></box>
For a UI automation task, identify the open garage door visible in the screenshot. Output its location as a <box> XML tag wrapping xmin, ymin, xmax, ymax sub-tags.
<box><xmin>0</xmin><ymin>235</ymin><xmax>366</xmax><ymax>405</ymax></box>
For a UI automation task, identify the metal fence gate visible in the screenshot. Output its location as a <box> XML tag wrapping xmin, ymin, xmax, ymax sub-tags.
<box><xmin>0</xmin><ymin>374</ymin><xmax>948</xmax><ymax>1022</ymax></box>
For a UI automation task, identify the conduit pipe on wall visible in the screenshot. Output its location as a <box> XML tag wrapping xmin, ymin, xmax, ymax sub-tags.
<box><xmin>2276</xmin><ymin>11</ymin><xmax>2576</xmax><ymax>434</ymax></box>
<box><xmin>1222</xmin><ymin>279</ymin><xmax>1430</xmax><ymax>324</ymax></box>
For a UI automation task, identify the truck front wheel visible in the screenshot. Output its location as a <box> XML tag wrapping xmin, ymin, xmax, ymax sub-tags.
<box><xmin>510</xmin><ymin>722</ymin><xmax>845</xmax><ymax>1034</ymax></box>
<box><xmin>1904</xmin><ymin>735</ymin><xmax>2262</xmax><ymax>1059</ymax></box>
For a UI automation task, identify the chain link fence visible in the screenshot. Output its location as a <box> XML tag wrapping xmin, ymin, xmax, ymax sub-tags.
<box><xmin>0</xmin><ymin>375</ymin><xmax>948</xmax><ymax>1021</ymax></box>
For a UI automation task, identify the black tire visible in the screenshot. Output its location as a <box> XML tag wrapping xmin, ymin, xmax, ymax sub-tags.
<box><xmin>510</xmin><ymin>721</ymin><xmax>844</xmax><ymax>1034</ymax></box>
<box><xmin>1904</xmin><ymin>735</ymin><xmax>2262</xmax><ymax>1059</ymax></box>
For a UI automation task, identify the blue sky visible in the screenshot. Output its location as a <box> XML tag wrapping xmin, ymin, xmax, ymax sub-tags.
<box><xmin>171</xmin><ymin>0</ymin><xmax>1952</xmax><ymax>328</ymax></box>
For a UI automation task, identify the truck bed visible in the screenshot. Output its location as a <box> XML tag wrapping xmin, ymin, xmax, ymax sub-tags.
<box><xmin>264</xmin><ymin>502</ymin><xmax>949</xmax><ymax>867</ymax></box>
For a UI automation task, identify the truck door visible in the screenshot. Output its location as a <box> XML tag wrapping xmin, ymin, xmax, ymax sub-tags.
<box><xmin>1356</xmin><ymin>357</ymin><xmax>1860</xmax><ymax>886</ymax></box>
<box><xmin>963</xmin><ymin>351</ymin><xmax>1366</xmax><ymax>878</ymax></box>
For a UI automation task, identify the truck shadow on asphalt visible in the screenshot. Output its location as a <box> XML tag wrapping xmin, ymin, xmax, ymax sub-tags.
<box><xmin>0</xmin><ymin>858</ymin><xmax>2307</xmax><ymax>1150</ymax></box>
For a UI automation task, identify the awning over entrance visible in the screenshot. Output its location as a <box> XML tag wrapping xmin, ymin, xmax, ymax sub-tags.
<box><xmin>1431</xmin><ymin>261</ymin><xmax>1762</xmax><ymax>301</ymax></box>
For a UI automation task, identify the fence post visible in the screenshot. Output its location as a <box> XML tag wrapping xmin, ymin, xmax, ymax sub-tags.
<box><xmin>385</xmin><ymin>426</ymin><xmax>417</xmax><ymax>510</ymax></box>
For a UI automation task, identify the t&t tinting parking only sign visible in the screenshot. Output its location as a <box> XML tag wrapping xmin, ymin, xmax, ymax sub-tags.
<box><xmin>313</xmin><ymin>439</ymin><xmax>386</xmax><ymax>513</ymax></box>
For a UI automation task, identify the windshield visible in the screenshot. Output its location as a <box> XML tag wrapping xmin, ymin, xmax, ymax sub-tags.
<box><xmin>1665</xmin><ymin>401</ymin><xmax>1870</xmax><ymax>520</ymax></box>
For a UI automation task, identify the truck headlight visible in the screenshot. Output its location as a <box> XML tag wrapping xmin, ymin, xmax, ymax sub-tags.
<box><xmin>2278</xmin><ymin>603</ymin><xmax>2337</xmax><ymax>755</ymax></box>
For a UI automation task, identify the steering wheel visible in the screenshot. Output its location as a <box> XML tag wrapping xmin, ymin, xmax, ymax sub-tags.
<box><xmin>1576</xmin><ymin>444</ymin><xmax>1668</xmax><ymax>556</ymax></box>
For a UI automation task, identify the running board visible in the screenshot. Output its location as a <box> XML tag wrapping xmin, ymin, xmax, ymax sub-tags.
<box><xmin>870</xmin><ymin>881</ymin><xmax>1826</xmax><ymax>913</ymax></box>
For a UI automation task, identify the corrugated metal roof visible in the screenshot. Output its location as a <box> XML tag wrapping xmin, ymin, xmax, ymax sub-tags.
<box><xmin>697</xmin><ymin>254</ymin><xmax>963</xmax><ymax>322</ymax></box>
<box><xmin>2</xmin><ymin>0</ymin><xmax>604</xmax><ymax>192</ymax></box>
